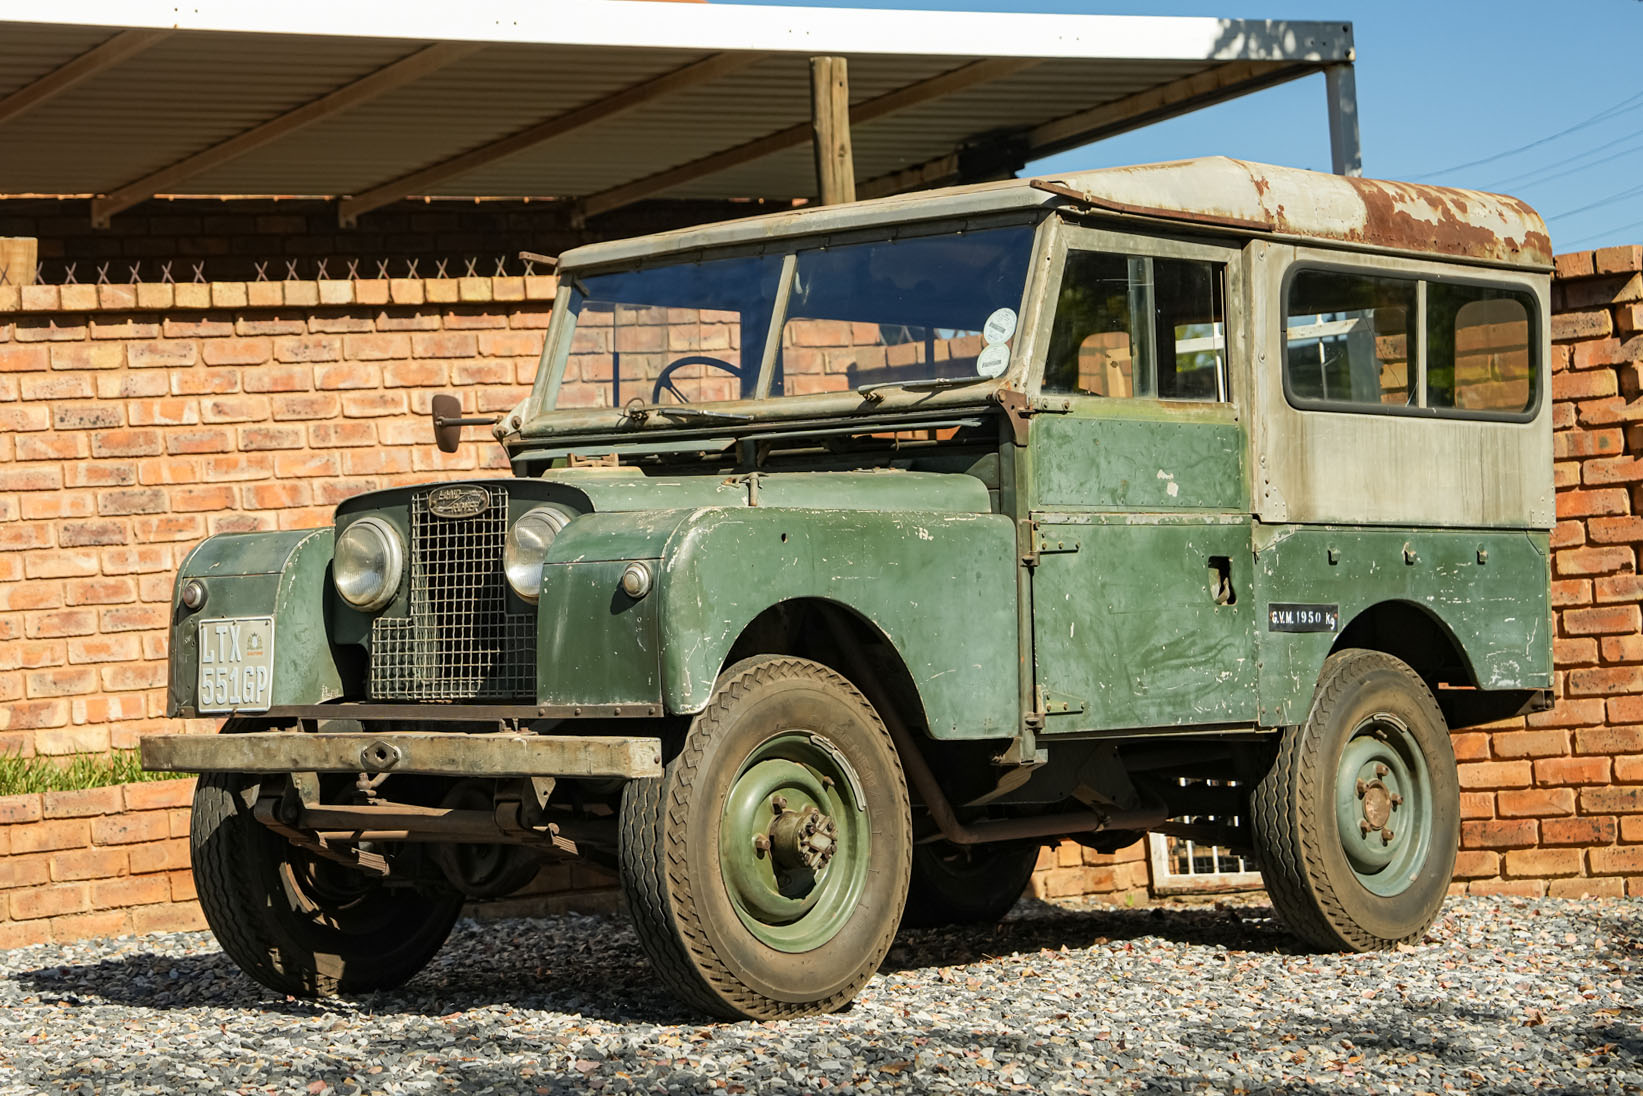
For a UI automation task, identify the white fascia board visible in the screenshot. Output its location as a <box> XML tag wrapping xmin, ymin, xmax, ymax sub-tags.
<box><xmin>0</xmin><ymin>0</ymin><xmax>1353</xmax><ymax>62</ymax></box>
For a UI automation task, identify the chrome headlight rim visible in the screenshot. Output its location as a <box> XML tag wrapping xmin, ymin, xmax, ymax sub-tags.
<box><xmin>505</xmin><ymin>505</ymin><xmax>572</xmax><ymax>603</ymax></box>
<box><xmin>334</xmin><ymin>515</ymin><xmax>404</xmax><ymax>613</ymax></box>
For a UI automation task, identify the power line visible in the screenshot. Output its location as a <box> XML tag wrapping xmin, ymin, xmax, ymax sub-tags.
<box><xmin>1415</xmin><ymin>86</ymin><xmax>1643</xmax><ymax>180</ymax></box>
<box><xmin>1548</xmin><ymin>179</ymin><xmax>1643</xmax><ymax>221</ymax></box>
<box><xmin>1482</xmin><ymin>126</ymin><xmax>1643</xmax><ymax>191</ymax></box>
<box><xmin>1561</xmin><ymin>216</ymin><xmax>1643</xmax><ymax>250</ymax></box>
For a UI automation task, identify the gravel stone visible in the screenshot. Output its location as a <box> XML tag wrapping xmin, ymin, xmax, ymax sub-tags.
<box><xmin>1</xmin><ymin>895</ymin><xmax>1639</xmax><ymax>1094</ymax></box>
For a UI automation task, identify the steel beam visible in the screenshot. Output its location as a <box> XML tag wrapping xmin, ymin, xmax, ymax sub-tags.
<box><xmin>1325</xmin><ymin>62</ymin><xmax>1363</xmax><ymax>177</ymax></box>
<box><xmin>90</xmin><ymin>41</ymin><xmax>480</xmax><ymax>227</ymax></box>
<box><xmin>579</xmin><ymin>56</ymin><xmax>1038</xmax><ymax>220</ymax></box>
<box><xmin>336</xmin><ymin>51</ymin><xmax>762</xmax><ymax>227</ymax></box>
<box><xmin>858</xmin><ymin>59</ymin><xmax>1304</xmax><ymax>200</ymax></box>
<box><xmin>0</xmin><ymin>28</ymin><xmax>169</xmax><ymax>127</ymax></box>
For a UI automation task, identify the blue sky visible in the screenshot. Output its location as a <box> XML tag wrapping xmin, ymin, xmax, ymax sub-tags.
<box><xmin>718</xmin><ymin>0</ymin><xmax>1643</xmax><ymax>254</ymax></box>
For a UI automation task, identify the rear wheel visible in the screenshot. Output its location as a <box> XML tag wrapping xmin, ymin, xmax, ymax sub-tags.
<box><xmin>620</xmin><ymin>656</ymin><xmax>912</xmax><ymax>1019</ymax></box>
<box><xmin>901</xmin><ymin>841</ymin><xmax>1040</xmax><ymax>927</ymax></box>
<box><xmin>190</xmin><ymin>771</ymin><xmax>463</xmax><ymax>996</ymax></box>
<box><xmin>1250</xmin><ymin>649</ymin><xmax>1459</xmax><ymax>951</ymax></box>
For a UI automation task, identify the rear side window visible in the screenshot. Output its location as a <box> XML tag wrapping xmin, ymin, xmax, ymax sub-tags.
<box><xmin>1284</xmin><ymin>268</ymin><xmax>1538</xmax><ymax>420</ymax></box>
<box><xmin>1285</xmin><ymin>271</ymin><xmax>1413</xmax><ymax>407</ymax></box>
<box><xmin>1428</xmin><ymin>284</ymin><xmax>1534</xmax><ymax>413</ymax></box>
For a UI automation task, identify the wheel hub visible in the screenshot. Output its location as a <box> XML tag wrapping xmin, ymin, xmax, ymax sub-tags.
<box><xmin>1361</xmin><ymin>781</ymin><xmax>1393</xmax><ymax>830</ymax></box>
<box><xmin>769</xmin><ymin>806</ymin><xmax>838</xmax><ymax>872</ymax></box>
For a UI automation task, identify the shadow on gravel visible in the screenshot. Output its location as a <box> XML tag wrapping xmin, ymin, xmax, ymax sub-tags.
<box><xmin>9</xmin><ymin>899</ymin><xmax>1296</xmax><ymax>1026</ymax></box>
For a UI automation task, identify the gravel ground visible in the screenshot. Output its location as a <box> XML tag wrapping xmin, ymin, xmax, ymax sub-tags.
<box><xmin>1</xmin><ymin>895</ymin><xmax>1639</xmax><ymax>1095</ymax></box>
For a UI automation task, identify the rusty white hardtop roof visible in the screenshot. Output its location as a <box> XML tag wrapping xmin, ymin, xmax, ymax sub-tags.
<box><xmin>561</xmin><ymin>157</ymin><xmax>1552</xmax><ymax>271</ymax></box>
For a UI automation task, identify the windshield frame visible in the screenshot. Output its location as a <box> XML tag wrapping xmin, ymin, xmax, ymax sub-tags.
<box><xmin>518</xmin><ymin>210</ymin><xmax>1050</xmax><ymax>441</ymax></box>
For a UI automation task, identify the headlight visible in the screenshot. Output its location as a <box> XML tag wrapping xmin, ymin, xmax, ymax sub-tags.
<box><xmin>333</xmin><ymin>516</ymin><xmax>404</xmax><ymax>612</ymax></box>
<box><xmin>505</xmin><ymin>506</ymin><xmax>571</xmax><ymax>602</ymax></box>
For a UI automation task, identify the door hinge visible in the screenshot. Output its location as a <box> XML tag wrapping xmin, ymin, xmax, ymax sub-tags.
<box><xmin>993</xmin><ymin>387</ymin><xmax>1072</xmax><ymax>446</ymax></box>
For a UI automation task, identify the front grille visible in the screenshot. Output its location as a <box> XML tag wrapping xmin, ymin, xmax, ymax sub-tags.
<box><xmin>369</xmin><ymin>486</ymin><xmax>536</xmax><ymax>700</ymax></box>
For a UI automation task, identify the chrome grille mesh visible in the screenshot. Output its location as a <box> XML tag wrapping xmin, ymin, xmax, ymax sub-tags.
<box><xmin>369</xmin><ymin>486</ymin><xmax>536</xmax><ymax>700</ymax></box>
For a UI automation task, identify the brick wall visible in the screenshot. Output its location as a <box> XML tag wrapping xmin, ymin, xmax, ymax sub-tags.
<box><xmin>1</xmin><ymin>245</ymin><xmax>1641</xmax><ymax>948</ymax></box>
<box><xmin>0</xmin><ymin>276</ymin><xmax>554</xmax><ymax>756</ymax></box>
<box><xmin>1449</xmin><ymin>244</ymin><xmax>1643</xmax><ymax>898</ymax></box>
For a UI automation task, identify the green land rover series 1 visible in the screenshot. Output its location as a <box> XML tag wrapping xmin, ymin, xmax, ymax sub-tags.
<box><xmin>143</xmin><ymin>157</ymin><xmax>1553</xmax><ymax>1019</ymax></box>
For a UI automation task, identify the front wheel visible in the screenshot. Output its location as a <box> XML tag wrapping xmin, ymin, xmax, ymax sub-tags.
<box><xmin>1250</xmin><ymin>649</ymin><xmax>1459</xmax><ymax>951</ymax></box>
<box><xmin>190</xmin><ymin>772</ymin><xmax>464</xmax><ymax>996</ymax></box>
<box><xmin>620</xmin><ymin>656</ymin><xmax>912</xmax><ymax>1019</ymax></box>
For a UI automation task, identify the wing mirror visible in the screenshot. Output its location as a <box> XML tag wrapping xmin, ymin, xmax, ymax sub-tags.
<box><xmin>430</xmin><ymin>394</ymin><xmax>499</xmax><ymax>454</ymax></box>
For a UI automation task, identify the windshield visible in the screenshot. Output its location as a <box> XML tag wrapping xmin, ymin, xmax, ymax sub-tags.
<box><xmin>538</xmin><ymin>224</ymin><xmax>1034</xmax><ymax>413</ymax></box>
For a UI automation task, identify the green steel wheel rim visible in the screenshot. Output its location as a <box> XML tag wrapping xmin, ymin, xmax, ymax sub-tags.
<box><xmin>1332</xmin><ymin>714</ymin><xmax>1434</xmax><ymax>897</ymax></box>
<box><xmin>717</xmin><ymin>731</ymin><xmax>870</xmax><ymax>952</ymax></box>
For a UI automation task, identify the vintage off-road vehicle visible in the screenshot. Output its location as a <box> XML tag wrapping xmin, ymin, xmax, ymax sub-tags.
<box><xmin>144</xmin><ymin>157</ymin><xmax>1553</xmax><ymax>1019</ymax></box>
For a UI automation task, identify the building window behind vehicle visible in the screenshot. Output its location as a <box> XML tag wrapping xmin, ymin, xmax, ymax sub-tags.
<box><xmin>1284</xmin><ymin>270</ymin><xmax>1414</xmax><ymax>407</ymax></box>
<box><xmin>1427</xmin><ymin>284</ymin><xmax>1535</xmax><ymax>413</ymax></box>
<box><xmin>773</xmin><ymin>226</ymin><xmax>1033</xmax><ymax>397</ymax></box>
<box><xmin>1043</xmin><ymin>252</ymin><xmax>1227</xmax><ymax>401</ymax></box>
<box><xmin>556</xmin><ymin>253</ymin><xmax>784</xmax><ymax>409</ymax></box>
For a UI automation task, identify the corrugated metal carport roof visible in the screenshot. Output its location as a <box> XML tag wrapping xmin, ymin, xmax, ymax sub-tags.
<box><xmin>0</xmin><ymin>0</ymin><xmax>1356</xmax><ymax>228</ymax></box>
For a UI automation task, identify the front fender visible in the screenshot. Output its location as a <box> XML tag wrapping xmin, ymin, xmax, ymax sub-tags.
<box><xmin>656</xmin><ymin>507</ymin><xmax>1021</xmax><ymax>739</ymax></box>
<box><xmin>166</xmin><ymin>528</ymin><xmax>348</xmax><ymax>716</ymax></box>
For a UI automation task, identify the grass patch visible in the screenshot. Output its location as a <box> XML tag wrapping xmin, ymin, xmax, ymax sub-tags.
<box><xmin>0</xmin><ymin>750</ymin><xmax>187</xmax><ymax>798</ymax></box>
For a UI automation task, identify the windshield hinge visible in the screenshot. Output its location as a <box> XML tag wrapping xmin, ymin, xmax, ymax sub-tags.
<box><xmin>992</xmin><ymin>388</ymin><xmax>1071</xmax><ymax>446</ymax></box>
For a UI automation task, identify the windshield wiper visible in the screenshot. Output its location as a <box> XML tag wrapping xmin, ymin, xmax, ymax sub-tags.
<box><xmin>624</xmin><ymin>402</ymin><xmax>752</xmax><ymax>424</ymax></box>
<box><xmin>856</xmin><ymin>375</ymin><xmax>995</xmax><ymax>403</ymax></box>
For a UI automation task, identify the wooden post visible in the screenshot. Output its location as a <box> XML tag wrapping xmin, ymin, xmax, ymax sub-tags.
<box><xmin>0</xmin><ymin>238</ymin><xmax>37</xmax><ymax>286</ymax></box>
<box><xmin>809</xmin><ymin>56</ymin><xmax>856</xmax><ymax>205</ymax></box>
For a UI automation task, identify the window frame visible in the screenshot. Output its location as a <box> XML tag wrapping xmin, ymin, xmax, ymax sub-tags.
<box><xmin>1280</xmin><ymin>261</ymin><xmax>1541</xmax><ymax>424</ymax></box>
<box><xmin>1029</xmin><ymin>221</ymin><xmax>1243</xmax><ymax>413</ymax></box>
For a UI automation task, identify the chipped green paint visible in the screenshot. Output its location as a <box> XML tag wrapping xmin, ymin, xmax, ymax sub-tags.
<box><xmin>1251</xmin><ymin>525</ymin><xmax>1553</xmax><ymax>726</ymax></box>
<box><xmin>655</xmin><ymin>506</ymin><xmax>1020</xmax><ymax>738</ymax></box>
<box><xmin>1031</xmin><ymin>414</ymin><xmax>1245</xmax><ymax>512</ymax></box>
<box><xmin>167</xmin><ymin>529</ymin><xmax>347</xmax><ymax>714</ymax></box>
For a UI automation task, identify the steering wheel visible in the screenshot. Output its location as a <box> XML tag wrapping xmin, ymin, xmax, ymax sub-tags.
<box><xmin>651</xmin><ymin>355</ymin><xmax>747</xmax><ymax>404</ymax></box>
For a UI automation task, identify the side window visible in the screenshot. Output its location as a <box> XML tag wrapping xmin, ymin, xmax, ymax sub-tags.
<box><xmin>1284</xmin><ymin>270</ymin><xmax>1414</xmax><ymax>407</ymax></box>
<box><xmin>1428</xmin><ymin>284</ymin><xmax>1535</xmax><ymax>413</ymax></box>
<box><xmin>1044</xmin><ymin>251</ymin><xmax>1227</xmax><ymax>401</ymax></box>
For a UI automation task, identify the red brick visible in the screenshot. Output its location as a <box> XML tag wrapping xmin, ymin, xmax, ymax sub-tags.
<box><xmin>1589</xmin><ymin>845</ymin><xmax>1643</xmax><ymax>875</ymax></box>
<box><xmin>1467</xmin><ymin>877</ymin><xmax>1547</xmax><ymax>897</ymax></box>
<box><xmin>10</xmin><ymin>818</ymin><xmax>90</xmax><ymax>854</ymax></box>
<box><xmin>271</xmin><ymin>393</ymin><xmax>340</xmax><ymax>421</ymax></box>
<box><xmin>0</xmin><ymin>793</ymin><xmax>43</xmax><ymax>824</ymax></box>
<box><xmin>1595</xmin><ymin>244</ymin><xmax>1643</xmax><ymax>274</ymax></box>
<box><xmin>1567</xmin><ymin>666</ymin><xmax>1643</xmax><ymax>696</ymax></box>
<box><xmin>1503</xmin><ymin>847</ymin><xmax>1582</xmax><ymax>878</ymax></box>
<box><xmin>1556</xmin><ymin>545</ymin><xmax>1634</xmax><ymax>576</ymax></box>
<box><xmin>1601</xmin><ymin>635</ymin><xmax>1643</xmax><ymax>663</ymax></box>
<box><xmin>131</xmin><ymin>903</ymin><xmax>206</xmax><ymax>934</ymax></box>
<box><xmin>1461</xmin><ymin>818</ymin><xmax>1537</xmax><ymax>849</ymax></box>
<box><xmin>243</xmin><ymin>364</ymin><xmax>315</xmax><ymax>393</ymax></box>
<box><xmin>1497</xmin><ymin>787</ymin><xmax>1576</xmax><ymax>817</ymax></box>
<box><xmin>91</xmin><ymin>811</ymin><xmax>170</xmax><ymax>845</ymax></box>
<box><xmin>1457</xmin><ymin>760</ymin><xmax>1531</xmax><ymax>789</ymax></box>
<box><xmin>1563</xmin><ymin>606</ymin><xmax>1641</xmax><ymax>641</ymax></box>
<box><xmin>1556</xmin><ymin>489</ymin><xmax>1630</xmax><ymax>519</ymax></box>
<box><xmin>127</xmin><ymin>835</ymin><xmax>191</xmax><ymax>873</ymax></box>
<box><xmin>1552</xmin><ymin>310</ymin><xmax>1613</xmax><ymax>343</ymax></box>
<box><xmin>273</xmin><ymin>335</ymin><xmax>341</xmax><ymax>363</ymax></box>
<box><xmin>128</xmin><ymin>341</ymin><xmax>198</xmax><ymax>369</ymax></box>
<box><xmin>0</xmin><ymin>344</ymin><xmax>49</xmax><ymax>371</ymax></box>
<box><xmin>1450</xmin><ymin>732</ymin><xmax>1490</xmax><ymax>761</ymax></box>
<box><xmin>1540</xmin><ymin>816</ymin><xmax>1617</xmax><ymax>846</ymax></box>
<box><xmin>50</xmin><ymin>910</ymin><xmax>133</xmax><ymax>942</ymax></box>
<box><xmin>66</xmin><ymin>634</ymin><xmax>142</xmax><ymax>663</ymax></box>
<box><xmin>170</xmin><ymin>485</ymin><xmax>236</xmax><ymax>512</ymax></box>
<box><xmin>91</xmin><ymin>873</ymin><xmax>173</xmax><ymax>910</ymax></box>
<box><xmin>48</xmin><ymin>846</ymin><xmax>128</xmax><ymax>881</ymax></box>
<box><xmin>98</xmin><ymin>487</ymin><xmax>167</xmax><ymax>516</ymax></box>
<box><xmin>49</xmin><ymin>343</ymin><xmax>123</xmax><ymax>370</ymax></box>
<box><xmin>90</xmin><ymin>429</ymin><xmax>165</xmax><ymax>459</ymax></box>
<box><xmin>1581</xmin><ymin>786</ymin><xmax>1643</xmax><ymax>813</ymax></box>
<box><xmin>1490</xmin><ymin>730</ymin><xmax>1568</xmax><ymax>759</ymax></box>
<box><xmin>10</xmin><ymin>882</ymin><xmax>90</xmax><ymax>920</ymax></box>
<box><xmin>199</xmin><ymin>395</ymin><xmax>269</xmax><ymax>423</ymax></box>
<box><xmin>1613</xmin><ymin>755</ymin><xmax>1643</xmax><ymax>782</ymax></box>
<box><xmin>126</xmin><ymin>398</ymin><xmax>200</xmax><ymax>427</ymax></box>
<box><xmin>342</xmin><ymin>333</ymin><xmax>409</xmax><ymax>361</ymax></box>
<box><xmin>200</xmin><ymin>337</ymin><xmax>270</xmax><ymax>366</ymax></box>
<box><xmin>1576</xmin><ymin>725</ymin><xmax>1643</xmax><ymax>753</ymax></box>
<box><xmin>1548</xmin><ymin>877</ymin><xmax>1626</xmax><ymax>898</ymax></box>
<box><xmin>1584</xmin><ymin>456</ymin><xmax>1643</xmax><ymax>485</ymax></box>
<box><xmin>165</xmin><ymin>427</ymin><xmax>233</xmax><ymax>455</ymax></box>
<box><xmin>309</xmin><ymin>421</ymin><xmax>376</xmax><ymax>447</ymax></box>
<box><xmin>1459</xmin><ymin>791</ymin><xmax>1494</xmax><ymax>819</ymax></box>
<box><xmin>1452</xmin><ymin>850</ymin><xmax>1499</xmax><ymax>879</ymax></box>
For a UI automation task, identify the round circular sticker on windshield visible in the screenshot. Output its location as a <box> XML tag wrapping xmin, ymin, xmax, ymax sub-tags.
<box><xmin>982</xmin><ymin>307</ymin><xmax>1017</xmax><ymax>345</ymax></box>
<box><xmin>976</xmin><ymin>343</ymin><xmax>1011</xmax><ymax>378</ymax></box>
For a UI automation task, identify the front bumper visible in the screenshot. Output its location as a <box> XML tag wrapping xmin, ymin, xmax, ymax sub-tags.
<box><xmin>140</xmin><ymin>730</ymin><xmax>662</xmax><ymax>780</ymax></box>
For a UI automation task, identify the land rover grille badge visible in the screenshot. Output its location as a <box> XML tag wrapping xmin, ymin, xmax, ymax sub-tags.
<box><xmin>426</xmin><ymin>485</ymin><xmax>489</xmax><ymax>519</ymax></box>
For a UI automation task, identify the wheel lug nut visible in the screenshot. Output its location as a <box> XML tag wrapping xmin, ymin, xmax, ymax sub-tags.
<box><xmin>772</xmin><ymin>795</ymin><xmax>787</xmax><ymax>812</ymax></box>
<box><xmin>1375</xmin><ymin>764</ymin><xmax>1389</xmax><ymax>777</ymax></box>
<box><xmin>1390</xmin><ymin>792</ymin><xmax>1404</xmax><ymax>807</ymax></box>
<box><xmin>1381</xmin><ymin>827</ymin><xmax>1394</xmax><ymax>843</ymax></box>
<box><xmin>753</xmin><ymin>834</ymin><xmax>770</xmax><ymax>853</ymax></box>
<box><xmin>1355</xmin><ymin>779</ymin><xmax>1367</xmax><ymax>798</ymax></box>
<box><xmin>1359</xmin><ymin>819</ymin><xmax>1373</xmax><ymax>835</ymax></box>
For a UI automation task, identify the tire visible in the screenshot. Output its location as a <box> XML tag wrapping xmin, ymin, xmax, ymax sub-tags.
<box><xmin>620</xmin><ymin>656</ymin><xmax>912</xmax><ymax>1020</ymax></box>
<box><xmin>1250</xmin><ymin>649</ymin><xmax>1459</xmax><ymax>952</ymax></box>
<box><xmin>901</xmin><ymin>841</ymin><xmax>1040</xmax><ymax>928</ymax></box>
<box><xmin>190</xmin><ymin>771</ymin><xmax>464</xmax><ymax>996</ymax></box>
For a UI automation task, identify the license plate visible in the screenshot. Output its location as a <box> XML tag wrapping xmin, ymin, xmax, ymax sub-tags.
<box><xmin>196</xmin><ymin>616</ymin><xmax>275</xmax><ymax>713</ymax></box>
